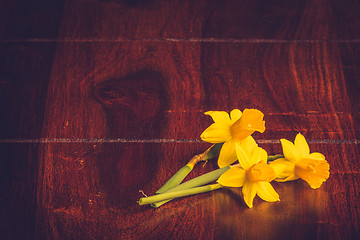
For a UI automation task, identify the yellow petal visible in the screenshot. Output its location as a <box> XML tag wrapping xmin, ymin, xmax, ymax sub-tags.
<box><xmin>242</xmin><ymin>181</ymin><xmax>257</xmax><ymax>208</ymax></box>
<box><xmin>230</xmin><ymin>109</ymin><xmax>242</xmax><ymax>123</ymax></box>
<box><xmin>218</xmin><ymin>139</ymin><xmax>238</xmax><ymax>167</ymax></box>
<box><xmin>256</xmin><ymin>182</ymin><xmax>280</xmax><ymax>202</ymax></box>
<box><xmin>269</xmin><ymin>158</ymin><xmax>296</xmax><ymax>181</ymax></box>
<box><xmin>217</xmin><ymin>167</ymin><xmax>246</xmax><ymax>187</ymax></box>
<box><xmin>235</xmin><ymin>143</ymin><xmax>252</xmax><ymax>170</ymax></box>
<box><xmin>275</xmin><ymin>174</ymin><xmax>299</xmax><ymax>182</ymax></box>
<box><xmin>280</xmin><ymin>138</ymin><xmax>301</xmax><ymax>163</ymax></box>
<box><xmin>238</xmin><ymin>136</ymin><xmax>258</xmax><ymax>153</ymax></box>
<box><xmin>204</xmin><ymin>111</ymin><xmax>232</xmax><ymax>125</ymax></box>
<box><xmin>200</xmin><ymin>123</ymin><xmax>232</xmax><ymax>143</ymax></box>
<box><xmin>294</xmin><ymin>133</ymin><xmax>310</xmax><ymax>158</ymax></box>
<box><xmin>259</xmin><ymin>148</ymin><xmax>268</xmax><ymax>163</ymax></box>
<box><xmin>250</xmin><ymin>147</ymin><xmax>264</xmax><ymax>165</ymax></box>
<box><xmin>269</xmin><ymin>158</ymin><xmax>286</xmax><ymax>177</ymax></box>
<box><xmin>308</xmin><ymin>152</ymin><xmax>326</xmax><ymax>160</ymax></box>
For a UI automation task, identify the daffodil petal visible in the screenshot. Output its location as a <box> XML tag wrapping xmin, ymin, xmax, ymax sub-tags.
<box><xmin>280</xmin><ymin>138</ymin><xmax>300</xmax><ymax>163</ymax></box>
<box><xmin>218</xmin><ymin>139</ymin><xmax>238</xmax><ymax>167</ymax></box>
<box><xmin>204</xmin><ymin>111</ymin><xmax>232</xmax><ymax>125</ymax></box>
<box><xmin>217</xmin><ymin>167</ymin><xmax>246</xmax><ymax>187</ymax></box>
<box><xmin>308</xmin><ymin>152</ymin><xmax>326</xmax><ymax>160</ymax></box>
<box><xmin>250</xmin><ymin>147</ymin><xmax>264</xmax><ymax>165</ymax></box>
<box><xmin>259</xmin><ymin>148</ymin><xmax>268</xmax><ymax>163</ymax></box>
<box><xmin>256</xmin><ymin>182</ymin><xmax>280</xmax><ymax>202</ymax></box>
<box><xmin>235</xmin><ymin>143</ymin><xmax>252</xmax><ymax>170</ymax></box>
<box><xmin>242</xmin><ymin>181</ymin><xmax>257</xmax><ymax>208</ymax></box>
<box><xmin>239</xmin><ymin>136</ymin><xmax>258</xmax><ymax>153</ymax></box>
<box><xmin>230</xmin><ymin>109</ymin><xmax>242</xmax><ymax>123</ymax></box>
<box><xmin>276</xmin><ymin>174</ymin><xmax>299</xmax><ymax>182</ymax></box>
<box><xmin>294</xmin><ymin>133</ymin><xmax>310</xmax><ymax>158</ymax></box>
<box><xmin>269</xmin><ymin>158</ymin><xmax>286</xmax><ymax>176</ymax></box>
<box><xmin>269</xmin><ymin>158</ymin><xmax>296</xmax><ymax>179</ymax></box>
<box><xmin>200</xmin><ymin>123</ymin><xmax>232</xmax><ymax>143</ymax></box>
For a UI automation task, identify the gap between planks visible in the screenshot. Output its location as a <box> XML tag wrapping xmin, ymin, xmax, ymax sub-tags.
<box><xmin>0</xmin><ymin>138</ymin><xmax>359</xmax><ymax>144</ymax></box>
<box><xmin>2</xmin><ymin>38</ymin><xmax>360</xmax><ymax>43</ymax></box>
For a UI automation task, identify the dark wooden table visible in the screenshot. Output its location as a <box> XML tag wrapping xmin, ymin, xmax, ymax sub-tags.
<box><xmin>1</xmin><ymin>0</ymin><xmax>360</xmax><ymax>239</ymax></box>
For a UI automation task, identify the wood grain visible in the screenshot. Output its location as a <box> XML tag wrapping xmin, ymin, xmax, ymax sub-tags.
<box><xmin>1</xmin><ymin>0</ymin><xmax>360</xmax><ymax>239</ymax></box>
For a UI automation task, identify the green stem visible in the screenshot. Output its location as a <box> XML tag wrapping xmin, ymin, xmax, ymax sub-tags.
<box><xmin>151</xmin><ymin>166</ymin><xmax>231</xmax><ymax>208</ymax></box>
<box><xmin>204</xmin><ymin>143</ymin><xmax>224</xmax><ymax>160</ymax></box>
<box><xmin>139</xmin><ymin>184</ymin><xmax>222</xmax><ymax>205</ymax></box>
<box><xmin>267</xmin><ymin>154</ymin><xmax>284</xmax><ymax>162</ymax></box>
<box><xmin>155</xmin><ymin>145</ymin><xmax>215</xmax><ymax>194</ymax></box>
<box><xmin>156</xmin><ymin>165</ymin><xmax>192</xmax><ymax>194</ymax></box>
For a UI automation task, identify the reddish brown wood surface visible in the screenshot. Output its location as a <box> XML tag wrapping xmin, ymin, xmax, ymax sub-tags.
<box><xmin>1</xmin><ymin>0</ymin><xmax>360</xmax><ymax>239</ymax></box>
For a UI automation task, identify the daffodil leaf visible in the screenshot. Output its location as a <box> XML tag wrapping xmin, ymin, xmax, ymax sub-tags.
<box><xmin>204</xmin><ymin>143</ymin><xmax>224</xmax><ymax>160</ymax></box>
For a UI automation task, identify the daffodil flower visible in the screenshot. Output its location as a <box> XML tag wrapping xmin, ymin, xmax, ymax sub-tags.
<box><xmin>217</xmin><ymin>147</ymin><xmax>279</xmax><ymax>208</ymax></box>
<box><xmin>270</xmin><ymin>133</ymin><xmax>330</xmax><ymax>189</ymax></box>
<box><xmin>201</xmin><ymin>109</ymin><xmax>265</xmax><ymax>168</ymax></box>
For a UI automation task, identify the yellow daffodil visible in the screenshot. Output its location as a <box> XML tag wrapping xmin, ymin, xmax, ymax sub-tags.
<box><xmin>201</xmin><ymin>109</ymin><xmax>265</xmax><ymax>168</ymax></box>
<box><xmin>217</xmin><ymin>147</ymin><xmax>279</xmax><ymax>208</ymax></box>
<box><xmin>270</xmin><ymin>133</ymin><xmax>330</xmax><ymax>189</ymax></box>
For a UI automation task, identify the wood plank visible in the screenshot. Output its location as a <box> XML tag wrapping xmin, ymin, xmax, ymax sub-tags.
<box><xmin>2</xmin><ymin>0</ymin><xmax>359</xmax><ymax>41</ymax></box>
<box><xmin>34</xmin><ymin>142</ymin><xmax>360</xmax><ymax>240</ymax></box>
<box><xmin>38</xmin><ymin>42</ymin><xmax>359</xmax><ymax>140</ymax></box>
<box><xmin>53</xmin><ymin>0</ymin><xmax>360</xmax><ymax>40</ymax></box>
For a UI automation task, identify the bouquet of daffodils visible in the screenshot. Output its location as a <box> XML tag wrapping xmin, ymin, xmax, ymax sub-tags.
<box><xmin>138</xmin><ymin>109</ymin><xmax>330</xmax><ymax>208</ymax></box>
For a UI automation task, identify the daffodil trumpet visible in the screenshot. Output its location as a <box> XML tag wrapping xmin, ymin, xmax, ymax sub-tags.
<box><xmin>155</xmin><ymin>144</ymin><xmax>219</xmax><ymax>194</ymax></box>
<box><xmin>139</xmin><ymin>183</ymin><xmax>223</xmax><ymax>206</ymax></box>
<box><xmin>151</xmin><ymin>164</ymin><xmax>232</xmax><ymax>208</ymax></box>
